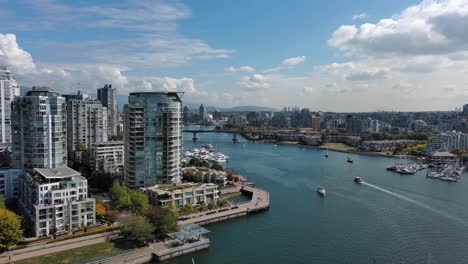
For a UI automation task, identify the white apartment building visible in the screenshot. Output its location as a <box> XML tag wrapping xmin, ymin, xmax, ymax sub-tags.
<box><xmin>425</xmin><ymin>131</ymin><xmax>468</xmax><ymax>154</ymax></box>
<box><xmin>12</xmin><ymin>87</ymin><xmax>67</xmax><ymax>170</ymax></box>
<box><xmin>0</xmin><ymin>66</ymin><xmax>20</xmax><ymax>150</ymax></box>
<box><xmin>65</xmin><ymin>91</ymin><xmax>108</xmax><ymax>158</ymax></box>
<box><xmin>18</xmin><ymin>167</ymin><xmax>96</xmax><ymax>237</ymax></box>
<box><xmin>142</xmin><ymin>183</ymin><xmax>219</xmax><ymax>208</ymax></box>
<box><xmin>91</xmin><ymin>141</ymin><xmax>124</xmax><ymax>173</ymax></box>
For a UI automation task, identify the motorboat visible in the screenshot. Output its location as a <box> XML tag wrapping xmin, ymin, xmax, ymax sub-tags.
<box><xmin>317</xmin><ymin>186</ymin><xmax>326</xmax><ymax>196</ymax></box>
<box><xmin>347</xmin><ymin>155</ymin><xmax>353</xmax><ymax>163</ymax></box>
<box><xmin>354</xmin><ymin>176</ymin><xmax>361</xmax><ymax>183</ymax></box>
<box><xmin>202</xmin><ymin>144</ymin><xmax>213</xmax><ymax>149</ymax></box>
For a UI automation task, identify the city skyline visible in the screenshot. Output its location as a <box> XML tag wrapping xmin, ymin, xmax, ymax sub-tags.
<box><xmin>0</xmin><ymin>0</ymin><xmax>468</xmax><ymax>112</ymax></box>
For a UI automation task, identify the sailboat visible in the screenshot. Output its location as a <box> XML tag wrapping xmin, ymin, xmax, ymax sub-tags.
<box><xmin>325</xmin><ymin>148</ymin><xmax>329</xmax><ymax>158</ymax></box>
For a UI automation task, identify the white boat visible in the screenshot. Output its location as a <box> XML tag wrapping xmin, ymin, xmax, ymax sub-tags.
<box><xmin>202</xmin><ymin>144</ymin><xmax>213</xmax><ymax>149</ymax></box>
<box><xmin>317</xmin><ymin>186</ymin><xmax>326</xmax><ymax>196</ymax></box>
<box><xmin>346</xmin><ymin>155</ymin><xmax>353</xmax><ymax>163</ymax></box>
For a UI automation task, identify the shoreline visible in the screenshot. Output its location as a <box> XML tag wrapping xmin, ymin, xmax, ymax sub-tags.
<box><xmin>274</xmin><ymin>141</ymin><xmax>424</xmax><ymax>159</ymax></box>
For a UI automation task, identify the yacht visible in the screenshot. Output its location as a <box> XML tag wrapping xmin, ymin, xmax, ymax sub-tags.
<box><xmin>317</xmin><ymin>186</ymin><xmax>326</xmax><ymax>196</ymax></box>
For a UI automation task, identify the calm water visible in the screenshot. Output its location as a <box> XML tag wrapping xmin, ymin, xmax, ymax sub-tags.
<box><xmin>166</xmin><ymin>128</ymin><xmax>468</xmax><ymax>264</ymax></box>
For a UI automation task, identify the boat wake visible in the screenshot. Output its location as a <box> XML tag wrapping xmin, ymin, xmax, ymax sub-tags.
<box><xmin>361</xmin><ymin>181</ymin><xmax>467</xmax><ymax>227</ymax></box>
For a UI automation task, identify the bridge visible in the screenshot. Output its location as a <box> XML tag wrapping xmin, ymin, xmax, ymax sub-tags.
<box><xmin>182</xmin><ymin>129</ymin><xmax>287</xmax><ymax>143</ymax></box>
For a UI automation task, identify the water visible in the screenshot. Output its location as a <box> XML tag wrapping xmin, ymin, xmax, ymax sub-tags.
<box><xmin>166</xmin><ymin>128</ymin><xmax>468</xmax><ymax>264</ymax></box>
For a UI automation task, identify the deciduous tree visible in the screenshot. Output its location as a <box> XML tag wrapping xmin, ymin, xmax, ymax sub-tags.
<box><xmin>0</xmin><ymin>209</ymin><xmax>23</xmax><ymax>251</ymax></box>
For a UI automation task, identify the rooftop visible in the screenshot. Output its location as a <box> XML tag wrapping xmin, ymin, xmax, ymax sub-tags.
<box><xmin>34</xmin><ymin>166</ymin><xmax>82</xmax><ymax>179</ymax></box>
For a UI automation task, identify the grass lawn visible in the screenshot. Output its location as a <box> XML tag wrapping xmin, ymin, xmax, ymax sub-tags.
<box><xmin>15</xmin><ymin>240</ymin><xmax>136</xmax><ymax>264</ymax></box>
<box><xmin>321</xmin><ymin>142</ymin><xmax>357</xmax><ymax>152</ymax></box>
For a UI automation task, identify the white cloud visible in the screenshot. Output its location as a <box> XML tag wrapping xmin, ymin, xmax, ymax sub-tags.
<box><xmin>238</xmin><ymin>74</ymin><xmax>270</xmax><ymax>90</ymax></box>
<box><xmin>281</xmin><ymin>56</ymin><xmax>306</xmax><ymax>66</ymax></box>
<box><xmin>329</xmin><ymin>0</ymin><xmax>468</xmax><ymax>57</ymax></box>
<box><xmin>3</xmin><ymin>1</ymin><xmax>232</xmax><ymax>70</ymax></box>
<box><xmin>264</xmin><ymin>56</ymin><xmax>306</xmax><ymax>72</ymax></box>
<box><xmin>224</xmin><ymin>65</ymin><xmax>256</xmax><ymax>73</ymax></box>
<box><xmin>0</xmin><ymin>33</ymin><xmax>37</xmax><ymax>75</ymax></box>
<box><xmin>352</xmin><ymin>13</ymin><xmax>369</xmax><ymax>20</ymax></box>
<box><xmin>128</xmin><ymin>77</ymin><xmax>196</xmax><ymax>94</ymax></box>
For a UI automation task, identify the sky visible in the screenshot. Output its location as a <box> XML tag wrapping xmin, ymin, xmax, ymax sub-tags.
<box><xmin>0</xmin><ymin>0</ymin><xmax>467</xmax><ymax>112</ymax></box>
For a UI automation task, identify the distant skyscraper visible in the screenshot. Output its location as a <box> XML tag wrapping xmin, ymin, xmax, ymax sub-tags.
<box><xmin>124</xmin><ymin>92</ymin><xmax>182</xmax><ymax>188</ymax></box>
<box><xmin>199</xmin><ymin>104</ymin><xmax>206</xmax><ymax>121</ymax></box>
<box><xmin>65</xmin><ymin>91</ymin><xmax>108</xmax><ymax>158</ymax></box>
<box><xmin>183</xmin><ymin>105</ymin><xmax>189</xmax><ymax>123</ymax></box>
<box><xmin>12</xmin><ymin>87</ymin><xmax>67</xmax><ymax>170</ymax></box>
<box><xmin>0</xmin><ymin>66</ymin><xmax>20</xmax><ymax>149</ymax></box>
<box><xmin>463</xmin><ymin>104</ymin><xmax>468</xmax><ymax>115</ymax></box>
<box><xmin>97</xmin><ymin>84</ymin><xmax>118</xmax><ymax>137</ymax></box>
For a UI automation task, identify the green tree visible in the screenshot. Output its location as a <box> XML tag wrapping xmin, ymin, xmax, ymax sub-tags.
<box><xmin>217</xmin><ymin>198</ymin><xmax>227</xmax><ymax>207</ymax></box>
<box><xmin>0</xmin><ymin>195</ymin><xmax>5</xmax><ymax>209</ymax></box>
<box><xmin>120</xmin><ymin>215</ymin><xmax>154</xmax><ymax>243</ymax></box>
<box><xmin>208</xmin><ymin>200</ymin><xmax>218</xmax><ymax>210</ymax></box>
<box><xmin>180</xmin><ymin>204</ymin><xmax>194</xmax><ymax>216</ymax></box>
<box><xmin>168</xmin><ymin>201</ymin><xmax>179</xmax><ymax>219</ymax></box>
<box><xmin>145</xmin><ymin>206</ymin><xmax>179</xmax><ymax>239</ymax></box>
<box><xmin>129</xmin><ymin>190</ymin><xmax>149</xmax><ymax>215</ymax></box>
<box><xmin>211</xmin><ymin>164</ymin><xmax>224</xmax><ymax>171</ymax></box>
<box><xmin>110</xmin><ymin>181</ymin><xmax>131</xmax><ymax>209</ymax></box>
<box><xmin>0</xmin><ymin>209</ymin><xmax>23</xmax><ymax>251</ymax></box>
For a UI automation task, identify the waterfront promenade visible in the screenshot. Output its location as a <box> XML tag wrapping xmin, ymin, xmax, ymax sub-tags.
<box><xmin>0</xmin><ymin>231</ymin><xmax>120</xmax><ymax>263</ymax></box>
<box><xmin>179</xmin><ymin>185</ymin><xmax>270</xmax><ymax>226</ymax></box>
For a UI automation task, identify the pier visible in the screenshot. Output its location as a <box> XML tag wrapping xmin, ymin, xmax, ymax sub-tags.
<box><xmin>179</xmin><ymin>185</ymin><xmax>270</xmax><ymax>226</ymax></box>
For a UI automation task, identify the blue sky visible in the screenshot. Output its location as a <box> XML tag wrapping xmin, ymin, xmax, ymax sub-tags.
<box><xmin>1</xmin><ymin>0</ymin><xmax>467</xmax><ymax>111</ymax></box>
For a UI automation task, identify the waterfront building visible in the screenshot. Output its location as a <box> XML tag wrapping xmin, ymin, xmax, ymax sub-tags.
<box><xmin>324</xmin><ymin>135</ymin><xmax>362</xmax><ymax>147</ymax></box>
<box><xmin>361</xmin><ymin>140</ymin><xmax>419</xmax><ymax>152</ymax></box>
<box><xmin>0</xmin><ymin>66</ymin><xmax>20</xmax><ymax>150</ymax></box>
<box><xmin>0</xmin><ymin>168</ymin><xmax>22</xmax><ymax>200</ymax></box>
<box><xmin>17</xmin><ymin>167</ymin><xmax>95</xmax><ymax>237</ymax></box>
<box><xmin>124</xmin><ymin>92</ymin><xmax>182</xmax><ymax>188</ymax></box>
<box><xmin>91</xmin><ymin>141</ymin><xmax>124</xmax><ymax>174</ymax></box>
<box><xmin>97</xmin><ymin>84</ymin><xmax>118</xmax><ymax>137</ymax></box>
<box><xmin>199</xmin><ymin>104</ymin><xmax>207</xmax><ymax>121</ymax></box>
<box><xmin>300</xmin><ymin>135</ymin><xmax>322</xmax><ymax>146</ymax></box>
<box><xmin>142</xmin><ymin>183</ymin><xmax>218</xmax><ymax>208</ymax></box>
<box><xmin>12</xmin><ymin>87</ymin><xmax>67</xmax><ymax>170</ymax></box>
<box><xmin>425</xmin><ymin>131</ymin><xmax>468</xmax><ymax>154</ymax></box>
<box><xmin>65</xmin><ymin>91</ymin><xmax>108</xmax><ymax>158</ymax></box>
